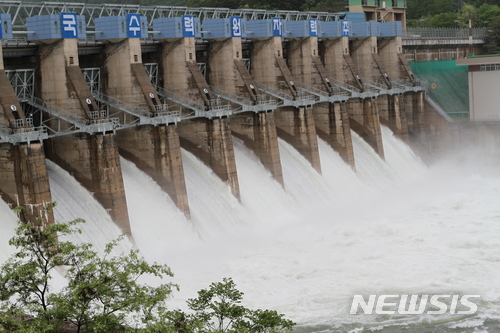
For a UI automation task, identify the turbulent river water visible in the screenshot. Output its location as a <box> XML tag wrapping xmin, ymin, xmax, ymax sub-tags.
<box><xmin>1</xmin><ymin>126</ymin><xmax>500</xmax><ymax>332</ymax></box>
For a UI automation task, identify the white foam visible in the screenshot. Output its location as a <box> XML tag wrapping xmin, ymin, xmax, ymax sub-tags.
<box><xmin>1</xmin><ymin>127</ymin><xmax>499</xmax><ymax>331</ymax></box>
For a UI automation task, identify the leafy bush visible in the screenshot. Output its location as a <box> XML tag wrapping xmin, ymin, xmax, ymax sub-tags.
<box><xmin>0</xmin><ymin>207</ymin><xmax>295</xmax><ymax>333</ymax></box>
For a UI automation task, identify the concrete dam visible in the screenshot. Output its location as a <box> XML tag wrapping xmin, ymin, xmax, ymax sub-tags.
<box><xmin>0</xmin><ymin>2</ymin><xmax>459</xmax><ymax>235</ymax></box>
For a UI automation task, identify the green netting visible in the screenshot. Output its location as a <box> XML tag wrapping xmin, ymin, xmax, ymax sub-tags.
<box><xmin>409</xmin><ymin>60</ymin><xmax>469</xmax><ymax>117</ymax></box>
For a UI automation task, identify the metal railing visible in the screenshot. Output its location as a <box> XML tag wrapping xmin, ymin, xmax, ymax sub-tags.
<box><xmin>403</xmin><ymin>28</ymin><xmax>487</xmax><ymax>40</ymax></box>
<box><xmin>294</xmin><ymin>81</ymin><xmax>329</xmax><ymax>102</ymax></box>
<box><xmin>209</xmin><ymin>85</ymin><xmax>277</xmax><ymax>113</ymax></box>
<box><xmin>391</xmin><ymin>79</ymin><xmax>426</xmax><ymax>93</ymax></box>
<box><xmin>252</xmin><ymin>81</ymin><xmax>298</xmax><ymax>107</ymax></box>
<box><xmin>93</xmin><ymin>92</ymin><xmax>180</xmax><ymax>126</ymax></box>
<box><xmin>0</xmin><ymin>1</ymin><xmax>345</xmax><ymax>30</ymax></box>
<box><xmin>155</xmin><ymin>85</ymin><xmax>207</xmax><ymax>119</ymax></box>
<box><xmin>327</xmin><ymin>77</ymin><xmax>379</xmax><ymax>99</ymax></box>
<box><xmin>25</xmin><ymin>96</ymin><xmax>119</xmax><ymax>137</ymax></box>
<box><xmin>155</xmin><ymin>85</ymin><xmax>232</xmax><ymax>119</ymax></box>
<box><xmin>0</xmin><ymin>122</ymin><xmax>47</xmax><ymax>144</ymax></box>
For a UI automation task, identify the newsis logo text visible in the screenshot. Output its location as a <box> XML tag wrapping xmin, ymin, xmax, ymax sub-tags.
<box><xmin>350</xmin><ymin>295</ymin><xmax>481</xmax><ymax>315</ymax></box>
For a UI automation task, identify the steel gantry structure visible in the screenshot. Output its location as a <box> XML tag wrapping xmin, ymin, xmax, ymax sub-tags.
<box><xmin>0</xmin><ymin>1</ymin><xmax>436</xmax><ymax>145</ymax></box>
<box><xmin>0</xmin><ymin>1</ymin><xmax>346</xmax><ymax>30</ymax></box>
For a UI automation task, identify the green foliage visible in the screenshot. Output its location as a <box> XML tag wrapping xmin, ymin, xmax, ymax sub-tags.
<box><xmin>128</xmin><ymin>278</ymin><xmax>295</xmax><ymax>333</ymax></box>
<box><xmin>429</xmin><ymin>12</ymin><xmax>460</xmax><ymax>27</ymax></box>
<box><xmin>407</xmin><ymin>0</ymin><xmax>457</xmax><ymax>20</ymax></box>
<box><xmin>456</xmin><ymin>3</ymin><xmax>480</xmax><ymax>26</ymax></box>
<box><xmin>186</xmin><ymin>277</ymin><xmax>295</xmax><ymax>333</ymax></box>
<box><xmin>478</xmin><ymin>3</ymin><xmax>500</xmax><ymax>25</ymax></box>
<box><xmin>0</xmin><ymin>212</ymin><xmax>177</xmax><ymax>333</ymax></box>
<box><xmin>485</xmin><ymin>15</ymin><xmax>500</xmax><ymax>52</ymax></box>
<box><xmin>0</xmin><ymin>210</ymin><xmax>295</xmax><ymax>332</ymax></box>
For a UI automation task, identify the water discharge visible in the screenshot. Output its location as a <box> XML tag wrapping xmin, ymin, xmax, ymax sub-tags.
<box><xmin>1</xmin><ymin>126</ymin><xmax>500</xmax><ymax>332</ymax></box>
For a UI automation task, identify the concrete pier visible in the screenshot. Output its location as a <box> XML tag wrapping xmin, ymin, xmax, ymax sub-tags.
<box><xmin>0</xmin><ymin>77</ymin><xmax>53</xmax><ymax>225</ymax></box>
<box><xmin>250</xmin><ymin>36</ymin><xmax>321</xmax><ymax>173</ymax></box>
<box><xmin>0</xmin><ymin>39</ymin><xmax>53</xmax><ymax>225</ymax></box>
<box><xmin>101</xmin><ymin>37</ymin><xmax>190</xmax><ymax>217</ymax></box>
<box><xmin>287</xmin><ymin>36</ymin><xmax>355</xmax><ymax>169</ymax></box>
<box><xmin>0</xmin><ymin>142</ymin><xmax>53</xmax><ymax>224</ymax></box>
<box><xmin>206</xmin><ymin>36</ymin><xmax>284</xmax><ymax>186</ymax></box>
<box><xmin>378</xmin><ymin>36</ymin><xmax>410</xmax><ymax>142</ymax></box>
<box><xmin>159</xmin><ymin>37</ymin><xmax>240</xmax><ymax>198</ymax></box>
<box><xmin>37</xmin><ymin>39</ymin><xmax>131</xmax><ymax>232</ymax></box>
<box><xmin>343</xmin><ymin>37</ymin><xmax>385</xmax><ymax>159</ymax></box>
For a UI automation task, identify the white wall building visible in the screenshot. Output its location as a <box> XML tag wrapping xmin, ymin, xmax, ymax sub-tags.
<box><xmin>457</xmin><ymin>55</ymin><xmax>500</xmax><ymax>122</ymax></box>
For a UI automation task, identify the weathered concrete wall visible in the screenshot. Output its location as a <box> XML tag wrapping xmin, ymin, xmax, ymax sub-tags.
<box><xmin>313</xmin><ymin>102</ymin><xmax>355</xmax><ymax>168</ymax></box>
<box><xmin>159</xmin><ymin>38</ymin><xmax>211</xmax><ymax>109</ymax></box>
<box><xmin>207</xmin><ymin>37</ymin><xmax>243</xmax><ymax>94</ymax></box>
<box><xmin>0</xmin><ymin>43</ymin><xmax>53</xmax><ymax>225</ymax></box>
<box><xmin>116</xmin><ymin>124</ymin><xmax>190</xmax><ymax>216</ymax></box>
<box><xmin>229</xmin><ymin>111</ymin><xmax>283</xmax><ymax>186</ymax></box>
<box><xmin>407</xmin><ymin>91</ymin><xmax>425</xmax><ymax>138</ymax></box>
<box><xmin>0</xmin><ymin>142</ymin><xmax>54</xmax><ymax>225</ymax></box>
<box><xmin>250</xmin><ymin>37</ymin><xmax>321</xmax><ymax>173</ymax></box>
<box><xmin>287</xmin><ymin>37</ymin><xmax>321</xmax><ymax>87</ymax></box>
<box><xmin>378</xmin><ymin>37</ymin><xmax>410</xmax><ymax>143</ymax></box>
<box><xmin>177</xmin><ymin>117</ymin><xmax>240</xmax><ymax>198</ymax></box>
<box><xmin>288</xmin><ymin>37</ymin><xmax>355</xmax><ymax>169</ymax></box>
<box><xmin>418</xmin><ymin>100</ymin><xmax>459</xmax><ymax>162</ymax></box>
<box><xmin>102</xmin><ymin>38</ymin><xmax>190</xmax><ymax>217</ymax></box>
<box><xmin>351</xmin><ymin>37</ymin><xmax>390</xmax><ymax>126</ymax></box>
<box><xmin>37</xmin><ymin>38</ymin><xmax>131</xmax><ymax>232</ymax></box>
<box><xmin>348</xmin><ymin>98</ymin><xmax>385</xmax><ymax>159</ymax></box>
<box><xmin>322</xmin><ymin>38</ymin><xmax>357</xmax><ymax>87</ymax></box>
<box><xmin>323</xmin><ymin>37</ymin><xmax>385</xmax><ymax>159</ymax></box>
<box><xmin>206</xmin><ymin>37</ymin><xmax>284</xmax><ymax>186</ymax></box>
<box><xmin>159</xmin><ymin>37</ymin><xmax>240</xmax><ymax>197</ymax></box>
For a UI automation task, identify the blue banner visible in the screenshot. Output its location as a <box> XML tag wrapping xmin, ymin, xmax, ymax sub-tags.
<box><xmin>309</xmin><ymin>19</ymin><xmax>318</xmax><ymax>37</ymax></box>
<box><xmin>61</xmin><ymin>13</ymin><xmax>78</xmax><ymax>38</ymax></box>
<box><xmin>342</xmin><ymin>20</ymin><xmax>350</xmax><ymax>37</ymax></box>
<box><xmin>272</xmin><ymin>18</ymin><xmax>282</xmax><ymax>37</ymax></box>
<box><xmin>231</xmin><ymin>16</ymin><xmax>242</xmax><ymax>37</ymax></box>
<box><xmin>127</xmin><ymin>14</ymin><xmax>142</xmax><ymax>38</ymax></box>
<box><xmin>182</xmin><ymin>15</ymin><xmax>196</xmax><ymax>37</ymax></box>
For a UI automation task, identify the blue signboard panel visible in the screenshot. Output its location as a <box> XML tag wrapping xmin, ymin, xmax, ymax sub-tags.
<box><xmin>272</xmin><ymin>18</ymin><xmax>282</xmax><ymax>37</ymax></box>
<box><xmin>231</xmin><ymin>16</ymin><xmax>242</xmax><ymax>37</ymax></box>
<box><xmin>183</xmin><ymin>15</ymin><xmax>196</xmax><ymax>37</ymax></box>
<box><xmin>28</xmin><ymin>14</ymin><xmax>86</xmax><ymax>40</ymax></box>
<box><xmin>341</xmin><ymin>20</ymin><xmax>350</xmax><ymax>37</ymax></box>
<box><xmin>127</xmin><ymin>13</ymin><xmax>142</xmax><ymax>38</ymax></box>
<box><xmin>61</xmin><ymin>12</ymin><xmax>78</xmax><ymax>38</ymax></box>
<box><xmin>309</xmin><ymin>19</ymin><xmax>318</xmax><ymax>37</ymax></box>
<box><xmin>0</xmin><ymin>14</ymin><xmax>12</xmax><ymax>39</ymax></box>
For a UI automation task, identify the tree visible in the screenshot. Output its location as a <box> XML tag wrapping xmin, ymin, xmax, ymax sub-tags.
<box><xmin>0</xmin><ymin>208</ymin><xmax>295</xmax><ymax>332</ymax></box>
<box><xmin>457</xmin><ymin>3</ymin><xmax>480</xmax><ymax>27</ymax></box>
<box><xmin>485</xmin><ymin>15</ymin><xmax>500</xmax><ymax>53</ymax></box>
<box><xmin>186</xmin><ymin>277</ymin><xmax>295</xmax><ymax>333</ymax></box>
<box><xmin>407</xmin><ymin>0</ymin><xmax>457</xmax><ymax>20</ymax></box>
<box><xmin>478</xmin><ymin>3</ymin><xmax>500</xmax><ymax>26</ymax></box>
<box><xmin>429</xmin><ymin>12</ymin><xmax>459</xmax><ymax>27</ymax></box>
<box><xmin>0</xmin><ymin>207</ymin><xmax>177</xmax><ymax>333</ymax></box>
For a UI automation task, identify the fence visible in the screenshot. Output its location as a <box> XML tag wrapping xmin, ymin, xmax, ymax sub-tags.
<box><xmin>403</xmin><ymin>28</ymin><xmax>487</xmax><ymax>40</ymax></box>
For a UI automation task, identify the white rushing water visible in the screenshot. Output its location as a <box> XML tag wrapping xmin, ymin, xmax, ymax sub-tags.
<box><xmin>1</xmin><ymin>126</ymin><xmax>500</xmax><ymax>332</ymax></box>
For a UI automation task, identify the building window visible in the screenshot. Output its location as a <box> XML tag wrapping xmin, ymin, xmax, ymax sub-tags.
<box><xmin>480</xmin><ymin>64</ymin><xmax>500</xmax><ymax>71</ymax></box>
